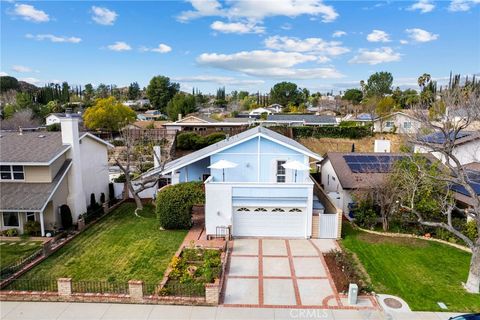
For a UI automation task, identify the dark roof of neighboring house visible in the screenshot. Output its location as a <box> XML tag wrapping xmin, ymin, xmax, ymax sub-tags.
<box><xmin>0</xmin><ymin>132</ymin><xmax>70</xmax><ymax>163</ymax></box>
<box><xmin>266</xmin><ymin>114</ymin><xmax>336</xmax><ymax>124</ymax></box>
<box><xmin>418</xmin><ymin>131</ymin><xmax>480</xmax><ymax>146</ymax></box>
<box><xmin>450</xmin><ymin>162</ymin><xmax>480</xmax><ymax>206</ymax></box>
<box><xmin>0</xmin><ymin>159</ymin><xmax>72</xmax><ymax>211</ymax></box>
<box><xmin>322</xmin><ymin>152</ymin><xmax>407</xmax><ymax>189</ymax></box>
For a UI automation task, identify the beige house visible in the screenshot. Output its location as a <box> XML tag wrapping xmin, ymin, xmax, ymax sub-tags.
<box><xmin>0</xmin><ymin>116</ymin><xmax>112</xmax><ymax>236</ymax></box>
<box><xmin>373</xmin><ymin>111</ymin><xmax>423</xmax><ymax>134</ymax></box>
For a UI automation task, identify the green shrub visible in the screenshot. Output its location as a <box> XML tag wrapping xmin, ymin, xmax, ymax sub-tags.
<box><xmin>24</xmin><ymin>221</ymin><xmax>41</xmax><ymax>236</ymax></box>
<box><xmin>464</xmin><ymin>220</ymin><xmax>478</xmax><ymax>242</ymax></box>
<box><xmin>176</xmin><ymin>132</ymin><xmax>226</xmax><ymax>150</ymax></box>
<box><xmin>46</xmin><ymin>123</ymin><xmax>61</xmax><ymax>131</ymax></box>
<box><xmin>177</xmin><ymin>132</ymin><xmax>201</xmax><ymax>150</ymax></box>
<box><xmin>293</xmin><ymin>125</ymin><xmax>372</xmax><ymax>139</ymax></box>
<box><xmin>113</xmin><ymin>173</ymin><xmax>133</xmax><ymax>183</ymax></box>
<box><xmin>112</xmin><ymin>140</ymin><xmax>124</xmax><ymax>147</ymax></box>
<box><xmin>60</xmin><ymin>205</ymin><xmax>73</xmax><ymax>229</ymax></box>
<box><xmin>3</xmin><ymin>228</ymin><xmax>18</xmax><ymax>237</ymax></box>
<box><xmin>156</xmin><ymin>181</ymin><xmax>205</xmax><ymax>229</ymax></box>
<box><xmin>354</xmin><ymin>201</ymin><xmax>378</xmax><ymax>230</ymax></box>
<box><xmin>139</xmin><ymin>161</ymin><xmax>154</xmax><ymax>173</ymax></box>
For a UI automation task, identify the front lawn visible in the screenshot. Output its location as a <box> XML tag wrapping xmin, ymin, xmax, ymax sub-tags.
<box><xmin>0</xmin><ymin>240</ymin><xmax>43</xmax><ymax>269</ymax></box>
<box><xmin>341</xmin><ymin>223</ymin><xmax>479</xmax><ymax>312</ymax></box>
<box><xmin>21</xmin><ymin>203</ymin><xmax>187</xmax><ymax>283</ymax></box>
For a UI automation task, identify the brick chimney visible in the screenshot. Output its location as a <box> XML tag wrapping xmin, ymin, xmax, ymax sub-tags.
<box><xmin>60</xmin><ymin>116</ymin><xmax>87</xmax><ymax>222</ymax></box>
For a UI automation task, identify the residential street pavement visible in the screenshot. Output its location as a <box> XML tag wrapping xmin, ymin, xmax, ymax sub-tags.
<box><xmin>0</xmin><ymin>301</ymin><xmax>462</xmax><ymax>320</ymax></box>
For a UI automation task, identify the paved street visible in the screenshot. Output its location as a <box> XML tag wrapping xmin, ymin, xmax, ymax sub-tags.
<box><xmin>0</xmin><ymin>301</ymin><xmax>463</xmax><ymax>320</ymax></box>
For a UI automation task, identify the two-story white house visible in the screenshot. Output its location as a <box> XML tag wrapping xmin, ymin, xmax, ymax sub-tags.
<box><xmin>0</xmin><ymin>115</ymin><xmax>112</xmax><ymax>236</ymax></box>
<box><xmin>144</xmin><ymin>126</ymin><xmax>342</xmax><ymax>239</ymax></box>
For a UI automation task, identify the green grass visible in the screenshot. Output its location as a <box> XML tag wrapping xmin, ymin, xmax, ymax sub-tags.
<box><xmin>21</xmin><ymin>203</ymin><xmax>187</xmax><ymax>283</ymax></box>
<box><xmin>0</xmin><ymin>240</ymin><xmax>43</xmax><ymax>269</ymax></box>
<box><xmin>341</xmin><ymin>223</ymin><xmax>479</xmax><ymax>312</ymax></box>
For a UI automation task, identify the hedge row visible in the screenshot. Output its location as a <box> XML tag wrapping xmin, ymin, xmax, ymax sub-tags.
<box><xmin>176</xmin><ymin>132</ymin><xmax>226</xmax><ymax>150</ymax></box>
<box><xmin>293</xmin><ymin>125</ymin><xmax>372</xmax><ymax>139</ymax></box>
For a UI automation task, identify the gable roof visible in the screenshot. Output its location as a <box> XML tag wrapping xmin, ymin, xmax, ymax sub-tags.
<box><xmin>176</xmin><ymin>115</ymin><xmax>218</xmax><ymax>124</ymax></box>
<box><xmin>143</xmin><ymin>126</ymin><xmax>322</xmax><ymax>178</ymax></box>
<box><xmin>266</xmin><ymin>114</ymin><xmax>337</xmax><ymax>124</ymax></box>
<box><xmin>322</xmin><ymin>152</ymin><xmax>406</xmax><ymax>189</ymax></box>
<box><xmin>0</xmin><ymin>131</ymin><xmax>112</xmax><ymax>164</ymax></box>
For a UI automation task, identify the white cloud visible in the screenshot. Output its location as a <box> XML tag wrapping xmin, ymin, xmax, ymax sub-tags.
<box><xmin>281</xmin><ymin>23</ymin><xmax>292</xmax><ymax>30</ymax></box>
<box><xmin>332</xmin><ymin>30</ymin><xmax>347</xmax><ymax>38</ymax></box>
<box><xmin>12</xmin><ymin>65</ymin><xmax>32</xmax><ymax>73</ymax></box>
<box><xmin>196</xmin><ymin>50</ymin><xmax>343</xmax><ymax>79</ymax></box>
<box><xmin>25</xmin><ymin>33</ymin><xmax>81</xmax><ymax>43</ymax></box>
<box><xmin>406</xmin><ymin>28</ymin><xmax>439</xmax><ymax>42</ymax></box>
<box><xmin>141</xmin><ymin>43</ymin><xmax>172</xmax><ymax>53</ymax></box>
<box><xmin>400</xmin><ymin>39</ymin><xmax>409</xmax><ymax>44</ymax></box>
<box><xmin>0</xmin><ymin>72</ymin><xmax>9</xmax><ymax>76</ymax></box>
<box><xmin>211</xmin><ymin>21</ymin><xmax>264</xmax><ymax>34</ymax></box>
<box><xmin>13</xmin><ymin>4</ymin><xmax>49</xmax><ymax>22</ymax></box>
<box><xmin>91</xmin><ymin>6</ymin><xmax>117</xmax><ymax>25</ymax></box>
<box><xmin>408</xmin><ymin>0</ymin><xmax>435</xmax><ymax>13</ymax></box>
<box><xmin>19</xmin><ymin>77</ymin><xmax>41</xmax><ymax>85</ymax></box>
<box><xmin>178</xmin><ymin>0</ymin><xmax>338</xmax><ymax>23</ymax></box>
<box><xmin>264</xmin><ymin>36</ymin><xmax>349</xmax><ymax>56</ymax></box>
<box><xmin>449</xmin><ymin>0</ymin><xmax>480</xmax><ymax>11</ymax></box>
<box><xmin>349</xmin><ymin>47</ymin><xmax>401</xmax><ymax>65</ymax></box>
<box><xmin>173</xmin><ymin>75</ymin><xmax>264</xmax><ymax>86</ymax></box>
<box><xmin>366</xmin><ymin>30</ymin><xmax>391</xmax><ymax>42</ymax></box>
<box><xmin>107</xmin><ymin>41</ymin><xmax>132</xmax><ymax>51</ymax></box>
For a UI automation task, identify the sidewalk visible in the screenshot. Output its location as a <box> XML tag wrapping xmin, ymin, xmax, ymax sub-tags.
<box><xmin>0</xmin><ymin>301</ymin><xmax>462</xmax><ymax>320</ymax></box>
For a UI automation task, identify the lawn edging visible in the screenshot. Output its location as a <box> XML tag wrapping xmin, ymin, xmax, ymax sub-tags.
<box><xmin>354</xmin><ymin>225</ymin><xmax>471</xmax><ymax>253</ymax></box>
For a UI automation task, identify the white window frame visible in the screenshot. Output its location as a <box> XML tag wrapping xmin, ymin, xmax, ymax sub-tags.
<box><xmin>0</xmin><ymin>165</ymin><xmax>25</xmax><ymax>181</ymax></box>
<box><xmin>403</xmin><ymin>121</ymin><xmax>412</xmax><ymax>129</ymax></box>
<box><xmin>385</xmin><ymin>121</ymin><xmax>394</xmax><ymax>128</ymax></box>
<box><xmin>26</xmin><ymin>212</ymin><xmax>36</xmax><ymax>222</ymax></box>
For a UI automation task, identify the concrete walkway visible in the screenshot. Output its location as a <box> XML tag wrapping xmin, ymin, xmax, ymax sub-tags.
<box><xmin>0</xmin><ymin>301</ymin><xmax>463</xmax><ymax>320</ymax></box>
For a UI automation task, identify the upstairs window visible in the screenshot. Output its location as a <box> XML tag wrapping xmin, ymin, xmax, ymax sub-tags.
<box><xmin>276</xmin><ymin>160</ymin><xmax>286</xmax><ymax>183</ymax></box>
<box><xmin>0</xmin><ymin>165</ymin><xmax>24</xmax><ymax>181</ymax></box>
<box><xmin>403</xmin><ymin>122</ymin><xmax>412</xmax><ymax>129</ymax></box>
<box><xmin>385</xmin><ymin>121</ymin><xmax>394</xmax><ymax>128</ymax></box>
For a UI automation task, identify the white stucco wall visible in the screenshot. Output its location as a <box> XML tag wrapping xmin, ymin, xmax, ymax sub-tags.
<box><xmin>205</xmin><ymin>182</ymin><xmax>233</xmax><ymax>236</ymax></box>
<box><xmin>414</xmin><ymin>139</ymin><xmax>480</xmax><ymax>166</ymax></box>
<box><xmin>320</xmin><ymin>159</ymin><xmax>352</xmax><ymax>214</ymax></box>
<box><xmin>79</xmin><ymin>136</ymin><xmax>110</xmax><ymax>206</ymax></box>
<box><xmin>374</xmin><ymin>113</ymin><xmax>422</xmax><ymax>134</ymax></box>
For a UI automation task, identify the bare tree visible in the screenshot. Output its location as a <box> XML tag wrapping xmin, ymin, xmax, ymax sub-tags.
<box><xmin>113</xmin><ymin>128</ymin><xmax>170</xmax><ymax>212</ymax></box>
<box><xmin>398</xmin><ymin>86</ymin><xmax>480</xmax><ymax>293</ymax></box>
<box><xmin>0</xmin><ymin>109</ymin><xmax>41</xmax><ymax>130</ymax></box>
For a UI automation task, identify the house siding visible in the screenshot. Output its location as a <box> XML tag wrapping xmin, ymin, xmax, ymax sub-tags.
<box><xmin>80</xmin><ymin>136</ymin><xmax>110</xmax><ymax>205</ymax></box>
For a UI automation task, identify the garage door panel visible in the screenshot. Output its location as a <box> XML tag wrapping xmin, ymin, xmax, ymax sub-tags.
<box><xmin>233</xmin><ymin>209</ymin><xmax>306</xmax><ymax>238</ymax></box>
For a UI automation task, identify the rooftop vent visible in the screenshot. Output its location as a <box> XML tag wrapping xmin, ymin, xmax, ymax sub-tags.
<box><xmin>38</xmin><ymin>135</ymin><xmax>46</xmax><ymax>138</ymax></box>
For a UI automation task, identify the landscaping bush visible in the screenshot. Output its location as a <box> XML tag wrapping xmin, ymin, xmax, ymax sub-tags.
<box><xmin>138</xmin><ymin>161</ymin><xmax>154</xmax><ymax>173</ymax></box>
<box><xmin>293</xmin><ymin>125</ymin><xmax>372</xmax><ymax>139</ymax></box>
<box><xmin>112</xmin><ymin>140</ymin><xmax>125</xmax><ymax>147</ymax></box>
<box><xmin>46</xmin><ymin>123</ymin><xmax>61</xmax><ymax>131</ymax></box>
<box><xmin>108</xmin><ymin>182</ymin><xmax>116</xmax><ymax>204</ymax></box>
<box><xmin>100</xmin><ymin>192</ymin><xmax>106</xmax><ymax>204</ymax></box>
<box><xmin>353</xmin><ymin>200</ymin><xmax>378</xmax><ymax>230</ymax></box>
<box><xmin>113</xmin><ymin>173</ymin><xmax>133</xmax><ymax>183</ymax></box>
<box><xmin>156</xmin><ymin>181</ymin><xmax>205</xmax><ymax>229</ymax></box>
<box><xmin>2</xmin><ymin>228</ymin><xmax>18</xmax><ymax>237</ymax></box>
<box><xmin>23</xmin><ymin>221</ymin><xmax>41</xmax><ymax>236</ymax></box>
<box><xmin>176</xmin><ymin>132</ymin><xmax>227</xmax><ymax>150</ymax></box>
<box><xmin>60</xmin><ymin>205</ymin><xmax>73</xmax><ymax>229</ymax></box>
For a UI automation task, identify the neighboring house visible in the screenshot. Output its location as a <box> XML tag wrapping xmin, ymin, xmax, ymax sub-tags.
<box><xmin>319</xmin><ymin>152</ymin><xmax>405</xmax><ymax>214</ymax></box>
<box><xmin>123</xmin><ymin>99</ymin><xmax>150</xmax><ymax>108</ymax></box>
<box><xmin>0</xmin><ymin>115</ymin><xmax>113</xmax><ymax>236</ymax></box>
<box><xmin>414</xmin><ymin>131</ymin><xmax>480</xmax><ymax>166</ymax></box>
<box><xmin>373</xmin><ymin>111</ymin><xmax>423</xmax><ymax>134</ymax></box>
<box><xmin>267</xmin><ymin>104</ymin><xmax>283</xmax><ymax>113</ymax></box>
<box><xmin>163</xmin><ymin>115</ymin><xmax>253</xmax><ymax>134</ymax></box>
<box><xmin>137</xmin><ymin>110</ymin><xmax>165</xmax><ymax>121</ymax></box>
<box><xmin>264</xmin><ymin>114</ymin><xmax>337</xmax><ymax>127</ymax></box>
<box><xmin>144</xmin><ymin>126</ymin><xmax>342</xmax><ymax>239</ymax></box>
<box><xmin>249</xmin><ymin>107</ymin><xmax>272</xmax><ymax>116</ymax></box>
<box><xmin>450</xmin><ymin>162</ymin><xmax>480</xmax><ymax>209</ymax></box>
<box><xmin>46</xmin><ymin>113</ymin><xmax>82</xmax><ymax>126</ymax></box>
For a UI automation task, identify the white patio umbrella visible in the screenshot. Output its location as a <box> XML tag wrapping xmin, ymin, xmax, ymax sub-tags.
<box><xmin>282</xmin><ymin>160</ymin><xmax>311</xmax><ymax>182</ymax></box>
<box><xmin>208</xmin><ymin>159</ymin><xmax>238</xmax><ymax>182</ymax></box>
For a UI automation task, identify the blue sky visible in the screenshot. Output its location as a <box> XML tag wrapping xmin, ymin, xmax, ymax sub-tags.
<box><xmin>1</xmin><ymin>0</ymin><xmax>479</xmax><ymax>94</ymax></box>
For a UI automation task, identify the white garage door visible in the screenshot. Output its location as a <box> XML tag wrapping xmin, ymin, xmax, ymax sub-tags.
<box><xmin>232</xmin><ymin>207</ymin><xmax>307</xmax><ymax>238</ymax></box>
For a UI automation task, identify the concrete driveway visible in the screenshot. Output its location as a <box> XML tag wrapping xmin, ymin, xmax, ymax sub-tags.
<box><xmin>222</xmin><ymin>239</ymin><xmax>376</xmax><ymax>309</ymax></box>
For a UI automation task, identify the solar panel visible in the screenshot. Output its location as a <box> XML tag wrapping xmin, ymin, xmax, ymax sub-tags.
<box><xmin>421</xmin><ymin>131</ymin><xmax>471</xmax><ymax>144</ymax></box>
<box><xmin>343</xmin><ymin>154</ymin><xmax>404</xmax><ymax>173</ymax></box>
